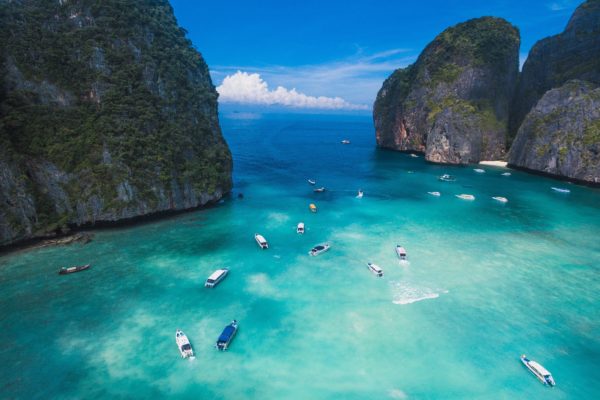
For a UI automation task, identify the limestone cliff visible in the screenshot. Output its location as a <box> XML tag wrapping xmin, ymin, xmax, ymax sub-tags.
<box><xmin>0</xmin><ymin>0</ymin><xmax>232</xmax><ymax>246</ymax></box>
<box><xmin>508</xmin><ymin>80</ymin><xmax>600</xmax><ymax>183</ymax></box>
<box><xmin>510</xmin><ymin>0</ymin><xmax>600</xmax><ymax>139</ymax></box>
<box><xmin>374</xmin><ymin>17</ymin><xmax>520</xmax><ymax>164</ymax></box>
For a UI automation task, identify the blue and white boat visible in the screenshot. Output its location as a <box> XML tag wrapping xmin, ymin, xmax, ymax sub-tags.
<box><xmin>216</xmin><ymin>320</ymin><xmax>238</xmax><ymax>351</ymax></box>
<box><xmin>520</xmin><ymin>354</ymin><xmax>555</xmax><ymax>386</ymax></box>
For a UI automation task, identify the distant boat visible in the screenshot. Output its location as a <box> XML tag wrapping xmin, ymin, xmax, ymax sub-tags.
<box><xmin>520</xmin><ymin>355</ymin><xmax>555</xmax><ymax>386</ymax></box>
<box><xmin>501</xmin><ymin>172</ymin><xmax>511</xmax><ymax>176</ymax></box>
<box><xmin>438</xmin><ymin>174</ymin><xmax>456</xmax><ymax>182</ymax></box>
<box><xmin>341</xmin><ymin>139</ymin><xmax>351</xmax><ymax>144</ymax></box>
<box><xmin>356</xmin><ymin>189</ymin><xmax>363</xmax><ymax>198</ymax></box>
<box><xmin>58</xmin><ymin>264</ymin><xmax>90</xmax><ymax>275</ymax></box>
<box><xmin>308</xmin><ymin>179</ymin><xmax>316</xmax><ymax>185</ymax></box>
<box><xmin>395</xmin><ymin>245</ymin><xmax>407</xmax><ymax>260</ymax></box>
<box><xmin>492</xmin><ymin>196</ymin><xmax>508</xmax><ymax>203</ymax></box>
<box><xmin>175</xmin><ymin>330</ymin><xmax>195</xmax><ymax>359</ymax></box>
<box><xmin>255</xmin><ymin>233</ymin><xmax>269</xmax><ymax>249</ymax></box>
<box><xmin>427</xmin><ymin>191</ymin><xmax>441</xmax><ymax>197</ymax></box>
<box><xmin>367</xmin><ymin>262</ymin><xmax>384</xmax><ymax>277</ymax></box>
<box><xmin>297</xmin><ymin>222</ymin><xmax>305</xmax><ymax>234</ymax></box>
<box><xmin>455</xmin><ymin>194</ymin><xmax>475</xmax><ymax>200</ymax></box>
<box><xmin>551</xmin><ymin>187</ymin><xmax>570</xmax><ymax>193</ymax></box>
<box><xmin>205</xmin><ymin>268</ymin><xmax>229</xmax><ymax>288</ymax></box>
<box><xmin>309</xmin><ymin>203</ymin><xmax>317</xmax><ymax>213</ymax></box>
<box><xmin>410</xmin><ymin>154</ymin><xmax>419</xmax><ymax>158</ymax></box>
<box><xmin>314</xmin><ymin>187</ymin><xmax>326</xmax><ymax>192</ymax></box>
<box><xmin>309</xmin><ymin>243</ymin><xmax>330</xmax><ymax>256</ymax></box>
<box><xmin>216</xmin><ymin>320</ymin><xmax>238</xmax><ymax>351</ymax></box>
<box><xmin>473</xmin><ymin>168</ymin><xmax>485</xmax><ymax>173</ymax></box>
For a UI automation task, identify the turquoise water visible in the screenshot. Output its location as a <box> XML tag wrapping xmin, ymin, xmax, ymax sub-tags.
<box><xmin>1</xmin><ymin>113</ymin><xmax>599</xmax><ymax>399</ymax></box>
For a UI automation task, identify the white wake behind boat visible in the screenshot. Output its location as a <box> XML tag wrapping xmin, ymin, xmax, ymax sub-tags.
<box><xmin>297</xmin><ymin>222</ymin><xmax>305</xmax><ymax>234</ymax></box>
<box><xmin>456</xmin><ymin>194</ymin><xmax>475</xmax><ymax>200</ymax></box>
<box><xmin>395</xmin><ymin>245</ymin><xmax>407</xmax><ymax>260</ymax></box>
<box><xmin>175</xmin><ymin>330</ymin><xmax>195</xmax><ymax>359</ymax></box>
<box><xmin>255</xmin><ymin>233</ymin><xmax>269</xmax><ymax>249</ymax></box>
<box><xmin>427</xmin><ymin>191</ymin><xmax>441</xmax><ymax>197</ymax></box>
<box><xmin>501</xmin><ymin>172</ymin><xmax>511</xmax><ymax>176</ymax></box>
<box><xmin>551</xmin><ymin>187</ymin><xmax>570</xmax><ymax>193</ymax></box>
<box><xmin>410</xmin><ymin>153</ymin><xmax>419</xmax><ymax>158</ymax></box>
<box><xmin>308</xmin><ymin>179</ymin><xmax>316</xmax><ymax>185</ymax></box>
<box><xmin>492</xmin><ymin>196</ymin><xmax>508</xmax><ymax>203</ymax></box>
<box><xmin>520</xmin><ymin>355</ymin><xmax>555</xmax><ymax>386</ymax></box>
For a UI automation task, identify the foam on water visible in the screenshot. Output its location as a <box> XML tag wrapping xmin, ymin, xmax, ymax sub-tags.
<box><xmin>390</xmin><ymin>280</ymin><xmax>446</xmax><ymax>305</ymax></box>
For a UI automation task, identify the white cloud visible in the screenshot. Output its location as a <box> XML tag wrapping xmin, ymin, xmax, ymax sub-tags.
<box><xmin>217</xmin><ymin>71</ymin><xmax>368</xmax><ymax>110</ymax></box>
<box><xmin>212</xmin><ymin>48</ymin><xmax>416</xmax><ymax>109</ymax></box>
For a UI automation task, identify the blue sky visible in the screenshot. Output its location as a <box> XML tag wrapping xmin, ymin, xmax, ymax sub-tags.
<box><xmin>170</xmin><ymin>0</ymin><xmax>581</xmax><ymax>112</ymax></box>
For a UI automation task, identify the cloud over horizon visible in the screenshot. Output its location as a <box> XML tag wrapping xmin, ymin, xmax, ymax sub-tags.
<box><xmin>216</xmin><ymin>71</ymin><xmax>369</xmax><ymax>110</ymax></box>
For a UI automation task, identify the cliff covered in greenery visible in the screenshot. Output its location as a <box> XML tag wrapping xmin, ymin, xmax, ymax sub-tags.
<box><xmin>374</xmin><ymin>17</ymin><xmax>520</xmax><ymax>164</ymax></box>
<box><xmin>0</xmin><ymin>0</ymin><xmax>232</xmax><ymax>246</ymax></box>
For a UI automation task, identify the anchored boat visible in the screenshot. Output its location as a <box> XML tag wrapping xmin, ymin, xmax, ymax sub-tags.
<box><xmin>427</xmin><ymin>191</ymin><xmax>441</xmax><ymax>197</ymax></box>
<box><xmin>255</xmin><ymin>234</ymin><xmax>269</xmax><ymax>249</ymax></box>
<box><xmin>455</xmin><ymin>194</ymin><xmax>475</xmax><ymax>200</ymax></box>
<box><xmin>297</xmin><ymin>222</ymin><xmax>305</xmax><ymax>234</ymax></box>
<box><xmin>58</xmin><ymin>264</ymin><xmax>90</xmax><ymax>275</ymax></box>
<box><xmin>520</xmin><ymin>355</ymin><xmax>555</xmax><ymax>386</ymax></box>
<box><xmin>356</xmin><ymin>189</ymin><xmax>363</xmax><ymax>198</ymax></box>
<box><xmin>367</xmin><ymin>263</ymin><xmax>384</xmax><ymax>277</ymax></box>
<box><xmin>216</xmin><ymin>320</ymin><xmax>238</xmax><ymax>351</ymax></box>
<box><xmin>309</xmin><ymin>203</ymin><xmax>317</xmax><ymax>213</ymax></box>
<box><xmin>438</xmin><ymin>174</ymin><xmax>456</xmax><ymax>182</ymax></box>
<box><xmin>492</xmin><ymin>196</ymin><xmax>508</xmax><ymax>203</ymax></box>
<box><xmin>205</xmin><ymin>268</ymin><xmax>229</xmax><ymax>288</ymax></box>
<box><xmin>341</xmin><ymin>139</ymin><xmax>351</xmax><ymax>144</ymax></box>
<box><xmin>314</xmin><ymin>187</ymin><xmax>326</xmax><ymax>193</ymax></box>
<box><xmin>175</xmin><ymin>330</ymin><xmax>195</xmax><ymax>359</ymax></box>
<box><xmin>309</xmin><ymin>243</ymin><xmax>330</xmax><ymax>256</ymax></box>
<box><xmin>395</xmin><ymin>245</ymin><xmax>407</xmax><ymax>260</ymax></box>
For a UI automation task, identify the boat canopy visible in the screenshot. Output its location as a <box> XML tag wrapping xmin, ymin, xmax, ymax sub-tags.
<box><xmin>208</xmin><ymin>269</ymin><xmax>226</xmax><ymax>281</ymax></box>
<box><xmin>218</xmin><ymin>326</ymin><xmax>236</xmax><ymax>342</ymax></box>
<box><xmin>529</xmin><ymin>361</ymin><xmax>551</xmax><ymax>376</ymax></box>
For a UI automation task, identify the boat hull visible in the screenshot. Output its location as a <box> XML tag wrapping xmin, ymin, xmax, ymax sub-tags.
<box><xmin>58</xmin><ymin>264</ymin><xmax>90</xmax><ymax>275</ymax></box>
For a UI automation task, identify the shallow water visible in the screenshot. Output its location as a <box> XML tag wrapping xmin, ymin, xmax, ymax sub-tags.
<box><xmin>1</xmin><ymin>113</ymin><xmax>599</xmax><ymax>399</ymax></box>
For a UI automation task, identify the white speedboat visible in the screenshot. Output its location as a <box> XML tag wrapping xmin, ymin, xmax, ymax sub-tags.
<box><xmin>438</xmin><ymin>174</ymin><xmax>456</xmax><ymax>182</ymax></box>
<box><xmin>297</xmin><ymin>222</ymin><xmax>305</xmax><ymax>234</ymax></box>
<box><xmin>367</xmin><ymin>263</ymin><xmax>384</xmax><ymax>277</ymax></box>
<box><xmin>492</xmin><ymin>196</ymin><xmax>508</xmax><ymax>203</ymax></box>
<box><xmin>473</xmin><ymin>168</ymin><xmax>485</xmax><ymax>173</ymax></box>
<box><xmin>395</xmin><ymin>245</ymin><xmax>407</xmax><ymax>260</ymax></box>
<box><xmin>455</xmin><ymin>194</ymin><xmax>475</xmax><ymax>200</ymax></box>
<box><xmin>255</xmin><ymin>233</ymin><xmax>269</xmax><ymax>249</ymax></box>
<box><xmin>551</xmin><ymin>187</ymin><xmax>570</xmax><ymax>193</ymax></box>
<box><xmin>308</xmin><ymin>179</ymin><xmax>316</xmax><ymax>185</ymax></box>
<box><xmin>175</xmin><ymin>330</ymin><xmax>195</xmax><ymax>359</ymax></box>
<box><xmin>356</xmin><ymin>190</ymin><xmax>363</xmax><ymax>198</ymax></box>
<box><xmin>501</xmin><ymin>172</ymin><xmax>511</xmax><ymax>176</ymax></box>
<box><xmin>341</xmin><ymin>139</ymin><xmax>351</xmax><ymax>144</ymax></box>
<box><xmin>314</xmin><ymin>187</ymin><xmax>326</xmax><ymax>192</ymax></box>
<box><xmin>428</xmin><ymin>191</ymin><xmax>441</xmax><ymax>197</ymax></box>
<box><xmin>520</xmin><ymin>355</ymin><xmax>555</xmax><ymax>386</ymax></box>
<box><xmin>309</xmin><ymin>243</ymin><xmax>330</xmax><ymax>256</ymax></box>
<box><xmin>205</xmin><ymin>268</ymin><xmax>229</xmax><ymax>288</ymax></box>
<box><xmin>410</xmin><ymin>153</ymin><xmax>419</xmax><ymax>158</ymax></box>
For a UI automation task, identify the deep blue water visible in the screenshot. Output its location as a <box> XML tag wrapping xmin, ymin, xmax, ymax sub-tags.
<box><xmin>0</xmin><ymin>112</ymin><xmax>599</xmax><ymax>399</ymax></box>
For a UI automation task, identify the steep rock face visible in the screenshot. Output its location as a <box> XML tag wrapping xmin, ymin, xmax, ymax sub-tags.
<box><xmin>0</xmin><ymin>0</ymin><xmax>232</xmax><ymax>246</ymax></box>
<box><xmin>374</xmin><ymin>17</ymin><xmax>520</xmax><ymax>164</ymax></box>
<box><xmin>510</xmin><ymin>0</ymin><xmax>600</xmax><ymax>139</ymax></box>
<box><xmin>508</xmin><ymin>80</ymin><xmax>600</xmax><ymax>183</ymax></box>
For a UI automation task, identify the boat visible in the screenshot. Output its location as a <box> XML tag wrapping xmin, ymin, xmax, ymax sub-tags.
<box><xmin>309</xmin><ymin>243</ymin><xmax>330</xmax><ymax>256</ymax></box>
<box><xmin>308</xmin><ymin>179</ymin><xmax>316</xmax><ymax>185</ymax></box>
<box><xmin>255</xmin><ymin>233</ymin><xmax>269</xmax><ymax>249</ymax></box>
<box><xmin>395</xmin><ymin>245</ymin><xmax>407</xmax><ymax>260</ymax></box>
<box><xmin>341</xmin><ymin>139</ymin><xmax>351</xmax><ymax>144</ymax></box>
<box><xmin>501</xmin><ymin>172</ymin><xmax>511</xmax><ymax>176</ymax></box>
<box><xmin>314</xmin><ymin>187</ymin><xmax>326</xmax><ymax>192</ymax></box>
<box><xmin>520</xmin><ymin>355</ymin><xmax>555</xmax><ymax>386</ymax></box>
<box><xmin>205</xmin><ymin>268</ymin><xmax>229</xmax><ymax>288</ymax></box>
<box><xmin>309</xmin><ymin>203</ymin><xmax>317</xmax><ymax>213</ymax></box>
<box><xmin>367</xmin><ymin>263</ymin><xmax>384</xmax><ymax>277</ymax></box>
<box><xmin>356</xmin><ymin>190</ymin><xmax>363</xmax><ymax>198</ymax></box>
<box><xmin>58</xmin><ymin>264</ymin><xmax>90</xmax><ymax>275</ymax></box>
<box><xmin>455</xmin><ymin>194</ymin><xmax>475</xmax><ymax>200</ymax></box>
<box><xmin>427</xmin><ymin>191</ymin><xmax>441</xmax><ymax>197</ymax></box>
<box><xmin>216</xmin><ymin>320</ymin><xmax>238</xmax><ymax>351</ymax></box>
<box><xmin>438</xmin><ymin>174</ymin><xmax>456</xmax><ymax>182</ymax></box>
<box><xmin>492</xmin><ymin>196</ymin><xmax>508</xmax><ymax>203</ymax></box>
<box><xmin>551</xmin><ymin>187</ymin><xmax>570</xmax><ymax>193</ymax></box>
<box><xmin>175</xmin><ymin>330</ymin><xmax>195</xmax><ymax>359</ymax></box>
<box><xmin>410</xmin><ymin>154</ymin><xmax>419</xmax><ymax>158</ymax></box>
<box><xmin>473</xmin><ymin>168</ymin><xmax>485</xmax><ymax>173</ymax></box>
<box><xmin>297</xmin><ymin>222</ymin><xmax>305</xmax><ymax>234</ymax></box>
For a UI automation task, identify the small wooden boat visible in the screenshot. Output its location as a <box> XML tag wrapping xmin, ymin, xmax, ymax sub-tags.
<box><xmin>58</xmin><ymin>264</ymin><xmax>90</xmax><ymax>275</ymax></box>
<box><xmin>473</xmin><ymin>168</ymin><xmax>485</xmax><ymax>173</ymax></box>
<box><xmin>309</xmin><ymin>203</ymin><xmax>317</xmax><ymax>213</ymax></box>
<box><xmin>314</xmin><ymin>187</ymin><xmax>326</xmax><ymax>192</ymax></box>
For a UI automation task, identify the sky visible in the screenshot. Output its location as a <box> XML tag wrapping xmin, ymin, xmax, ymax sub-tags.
<box><xmin>170</xmin><ymin>0</ymin><xmax>582</xmax><ymax>112</ymax></box>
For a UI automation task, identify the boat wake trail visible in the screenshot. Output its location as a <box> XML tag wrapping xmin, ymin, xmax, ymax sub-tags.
<box><xmin>390</xmin><ymin>281</ymin><xmax>447</xmax><ymax>305</ymax></box>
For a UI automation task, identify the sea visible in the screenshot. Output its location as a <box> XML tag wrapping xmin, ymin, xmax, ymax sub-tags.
<box><xmin>0</xmin><ymin>112</ymin><xmax>599</xmax><ymax>399</ymax></box>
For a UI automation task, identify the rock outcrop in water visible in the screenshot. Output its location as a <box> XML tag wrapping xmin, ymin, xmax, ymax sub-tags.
<box><xmin>373</xmin><ymin>17</ymin><xmax>520</xmax><ymax>164</ymax></box>
<box><xmin>508</xmin><ymin>81</ymin><xmax>600</xmax><ymax>183</ymax></box>
<box><xmin>0</xmin><ymin>0</ymin><xmax>232</xmax><ymax>246</ymax></box>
